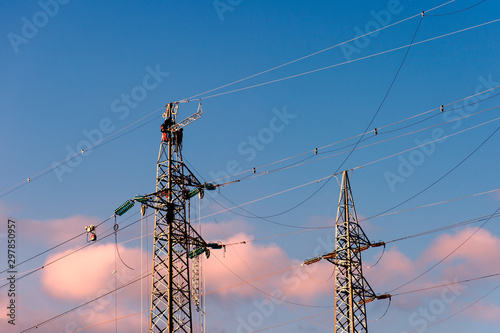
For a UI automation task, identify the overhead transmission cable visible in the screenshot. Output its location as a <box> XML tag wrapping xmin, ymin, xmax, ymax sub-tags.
<box><xmin>19</xmin><ymin>270</ymin><xmax>153</xmax><ymax>333</ymax></box>
<box><xmin>222</xmin><ymin>210</ymin><xmax>500</xmax><ymax>249</ymax></box>
<box><xmin>425</xmin><ymin>0</ymin><xmax>487</xmax><ymax>17</ymax></box>
<box><xmin>65</xmin><ymin>310</ymin><xmax>150</xmax><ymax>333</ymax></box>
<box><xmin>59</xmin><ymin>269</ymin><xmax>500</xmax><ymax>333</ymax></box>
<box><xmin>389</xmin><ymin>204</ymin><xmax>500</xmax><ymax>293</ymax></box>
<box><xmin>204</xmin><ymin>212</ymin><xmax>500</xmax><ymax>297</ymax></box>
<box><xmin>185</xmin><ymin>163</ymin><xmax>335</xmax><ymax>329</ymax></box>
<box><xmin>195</xmin><ymin>115</ymin><xmax>500</xmax><ymax>226</ymax></box>
<box><xmin>114</xmin><ymin>189</ymin><xmax>500</xmax><ymax>257</ymax></box>
<box><xmin>2</xmin><ymin>11</ymin><xmax>498</xmax><ymax>198</ymax></box>
<box><xmin>0</xmin><ymin>107</ymin><xmax>164</xmax><ymax>198</ymax></box>
<box><xmin>207</xmin><ymin>85</ymin><xmax>500</xmax><ymax>183</ymax></box>
<box><xmin>402</xmin><ymin>280</ymin><xmax>500</xmax><ymax>333</ymax></box>
<box><xmin>18</xmin><ymin>211</ymin><xmax>500</xmax><ymax>331</ymax></box>
<box><xmin>365</xmin><ymin>119</ymin><xmax>500</xmax><ymax>222</ymax></box>
<box><xmin>333</xmin><ymin>10</ymin><xmax>423</xmax><ymax>176</ymax></box>
<box><xmin>195</xmin><ymin>17</ymin><xmax>500</xmax><ymax>101</ymax></box>
<box><xmin>214</xmin><ymin>104</ymin><xmax>500</xmax><ymax>188</ymax></box>
<box><xmin>0</xmin><ymin>214</ymin><xmax>117</xmax><ymax>276</ymax></box>
<box><xmin>211</xmin><ymin>253</ymin><xmax>331</xmax><ymax>308</ymax></box>
<box><xmin>184</xmin><ymin>2</ymin><xmax>446</xmax><ymax>101</ymax></box>
<box><xmin>0</xmin><ymin>211</ymin><xmax>153</xmax><ymax>288</ymax></box>
<box><xmin>247</xmin><ymin>270</ymin><xmax>500</xmax><ymax>333</ymax></box>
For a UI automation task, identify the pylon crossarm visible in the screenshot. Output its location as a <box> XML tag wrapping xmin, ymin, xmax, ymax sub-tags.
<box><xmin>303</xmin><ymin>241</ymin><xmax>386</xmax><ymax>266</ymax></box>
<box><xmin>358</xmin><ymin>293</ymin><xmax>391</xmax><ymax>305</ymax></box>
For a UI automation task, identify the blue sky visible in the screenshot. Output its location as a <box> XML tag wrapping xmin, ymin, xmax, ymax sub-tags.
<box><xmin>1</xmin><ymin>0</ymin><xmax>500</xmax><ymax>332</ymax></box>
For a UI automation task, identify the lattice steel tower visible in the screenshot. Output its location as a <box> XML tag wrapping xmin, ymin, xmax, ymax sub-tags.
<box><xmin>149</xmin><ymin>102</ymin><xmax>207</xmax><ymax>333</ymax></box>
<box><xmin>333</xmin><ymin>171</ymin><xmax>375</xmax><ymax>333</ymax></box>
<box><xmin>303</xmin><ymin>171</ymin><xmax>389</xmax><ymax>333</ymax></box>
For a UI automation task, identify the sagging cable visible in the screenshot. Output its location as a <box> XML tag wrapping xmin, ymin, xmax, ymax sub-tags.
<box><xmin>367</xmin><ymin>242</ymin><xmax>386</xmax><ymax>268</ymax></box>
<box><xmin>369</xmin><ymin>296</ymin><xmax>392</xmax><ymax>322</ymax></box>
<box><xmin>114</xmin><ymin>216</ymin><xmax>134</xmax><ymax>270</ymax></box>
<box><xmin>300</xmin><ymin>263</ymin><xmax>335</xmax><ymax>284</ymax></box>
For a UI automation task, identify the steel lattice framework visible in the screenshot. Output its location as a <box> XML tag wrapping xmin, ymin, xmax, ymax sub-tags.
<box><xmin>330</xmin><ymin>171</ymin><xmax>377</xmax><ymax>333</ymax></box>
<box><xmin>302</xmin><ymin>171</ymin><xmax>390</xmax><ymax>332</ymax></box>
<box><xmin>149</xmin><ymin>103</ymin><xmax>206</xmax><ymax>333</ymax></box>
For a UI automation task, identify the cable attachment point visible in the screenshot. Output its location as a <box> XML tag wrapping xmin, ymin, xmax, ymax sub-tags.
<box><xmin>315</xmin><ymin>148</ymin><xmax>318</xmax><ymax>155</ymax></box>
<box><xmin>374</xmin><ymin>128</ymin><xmax>378</xmax><ymax>136</ymax></box>
<box><xmin>253</xmin><ymin>167</ymin><xmax>256</xmax><ymax>174</ymax></box>
<box><xmin>85</xmin><ymin>225</ymin><xmax>97</xmax><ymax>242</ymax></box>
<box><xmin>360</xmin><ymin>293</ymin><xmax>391</xmax><ymax>305</ymax></box>
<box><xmin>421</xmin><ymin>11</ymin><xmax>425</xmax><ymax>17</ymax></box>
<box><xmin>440</xmin><ymin>105</ymin><xmax>444</xmax><ymax>113</ymax></box>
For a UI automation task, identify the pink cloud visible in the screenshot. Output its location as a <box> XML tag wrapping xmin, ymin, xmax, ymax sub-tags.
<box><xmin>422</xmin><ymin>227</ymin><xmax>500</xmax><ymax>277</ymax></box>
<box><xmin>462</xmin><ymin>299</ymin><xmax>500</xmax><ymax>322</ymax></box>
<box><xmin>200</xmin><ymin>218</ymin><xmax>255</xmax><ymax>242</ymax></box>
<box><xmin>41</xmin><ymin>243</ymin><xmax>146</xmax><ymax>301</ymax></box>
<box><xmin>365</xmin><ymin>247</ymin><xmax>415</xmax><ymax>286</ymax></box>
<box><xmin>19</xmin><ymin>215</ymin><xmax>103</xmax><ymax>246</ymax></box>
<box><xmin>204</xmin><ymin>231</ymin><xmax>336</xmax><ymax>303</ymax></box>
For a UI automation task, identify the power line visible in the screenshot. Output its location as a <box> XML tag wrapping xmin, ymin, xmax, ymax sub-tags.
<box><xmin>114</xmin><ymin>191</ymin><xmax>500</xmax><ymax>262</ymax></box>
<box><xmin>65</xmin><ymin>310</ymin><xmax>150</xmax><ymax>333</ymax></box>
<box><xmin>0</xmin><ymin>3</ymin><xmax>454</xmax><ymax>200</ymax></box>
<box><xmin>334</xmin><ymin>11</ymin><xmax>423</xmax><ymax>176</ymax></box>
<box><xmin>205</xmin><ymin>212</ymin><xmax>500</xmax><ymax>298</ymax></box>
<box><xmin>208</xmin><ymin>89</ymin><xmax>500</xmax><ymax>184</ymax></box>
<box><xmin>183</xmin><ymin>1</ymin><xmax>456</xmax><ymax>102</ymax></box>
<box><xmin>365</xmin><ymin>118</ymin><xmax>500</xmax><ymax>220</ymax></box>
<box><xmin>221</xmin><ymin>209</ymin><xmax>500</xmax><ymax>249</ymax></box>
<box><xmin>0</xmin><ymin>107</ymin><xmax>164</xmax><ymax>198</ymax></box>
<box><xmin>222</xmin><ymin>104</ymin><xmax>500</xmax><ymax>189</ymax></box>
<box><xmin>426</xmin><ymin>0</ymin><xmax>487</xmax><ymax>17</ymax></box>
<box><xmin>0</xmin><ymin>214</ymin><xmax>116</xmax><ymax>276</ymax></box>
<box><xmin>0</xmin><ymin>211</ymin><xmax>152</xmax><ymax>288</ymax></box>
<box><xmin>2</xmin><ymin>12</ymin><xmax>497</xmax><ymax>202</ymax></box>
<box><xmin>185</xmin><ymin>162</ymin><xmax>336</xmax><ymax>330</ymax></box>
<box><xmin>20</xmin><ymin>270</ymin><xmax>152</xmax><ymax>333</ymax></box>
<box><xmin>249</xmin><ymin>309</ymin><xmax>335</xmax><ymax>332</ymax></box>
<box><xmin>195</xmin><ymin>114</ymin><xmax>500</xmax><ymax>227</ymax></box>
<box><xmin>392</xmin><ymin>272</ymin><xmax>500</xmax><ymax>296</ymax></box>
<box><xmin>402</xmin><ymin>280</ymin><xmax>500</xmax><ymax>333</ymax></box>
<box><xmin>211</xmin><ymin>253</ymin><xmax>331</xmax><ymax>308</ymax></box>
<box><xmin>196</xmin><ymin>18</ymin><xmax>500</xmax><ymax>101</ymax></box>
<box><xmin>389</xmin><ymin>204</ymin><xmax>500</xmax><ymax>293</ymax></box>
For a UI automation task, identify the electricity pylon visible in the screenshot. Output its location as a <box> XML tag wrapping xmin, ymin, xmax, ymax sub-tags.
<box><xmin>113</xmin><ymin>102</ymin><xmax>220</xmax><ymax>332</ymax></box>
<box><xmin>303</xmin><ymin>170</ymin><xmax>389</xmax><ymax>333</ymax></box>
<box><xmin>149</xmin><ymin>102</ymin><xmax>208</xmax><ymax>333</ymax></box>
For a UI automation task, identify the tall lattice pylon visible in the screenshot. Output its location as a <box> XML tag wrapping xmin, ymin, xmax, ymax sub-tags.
<box><xmin>302</xmin><ymin>170</ymin><xmax>389</xmax><ymax>333</ymax></box>
<box><xmin>332</xmin><ymin>170</ymin><xmax>376</xmax><ymax>333</ymax></box>
<box><xmin>149</xmin><ymin>103</ymin><xmax>207</xmax><ymax>333</ymax></box>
